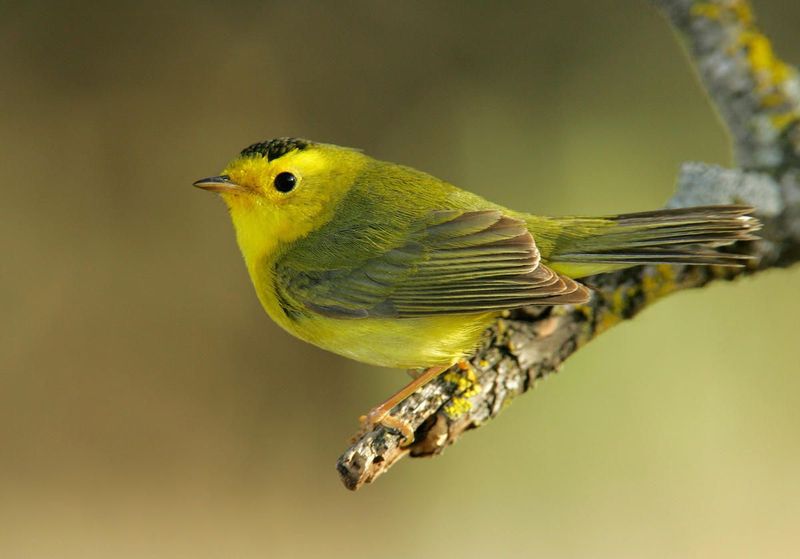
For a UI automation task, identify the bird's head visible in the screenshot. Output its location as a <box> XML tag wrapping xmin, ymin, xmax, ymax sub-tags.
<box><xmin>194</xmin><ymin>138</ymin><xmax>366</xmax><ymax>257</ymax></box>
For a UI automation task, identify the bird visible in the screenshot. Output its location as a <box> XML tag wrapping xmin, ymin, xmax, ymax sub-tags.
<box><xmin>194</xmin><ymin>137</ymin><xmax>759</xmax><ymax>443</ymax></box>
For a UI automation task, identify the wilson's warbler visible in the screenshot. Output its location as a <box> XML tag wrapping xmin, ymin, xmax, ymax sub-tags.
<box><xmin>194</xmin><ymin>137</ymin><xmax>758</xmax><ymax>441</ymax></box>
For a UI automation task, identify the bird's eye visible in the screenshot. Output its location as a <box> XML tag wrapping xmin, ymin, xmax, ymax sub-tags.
<box><xmin>273</xmin><ymin>172</ymin><xmax>297</xmax><ymax>193</ymax></box>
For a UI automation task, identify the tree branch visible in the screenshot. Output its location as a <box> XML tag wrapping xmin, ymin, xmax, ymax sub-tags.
<box><xmin>337</xmin><ymin>0</ymin><xmax>800</xmax><ymax>490</ymax></box>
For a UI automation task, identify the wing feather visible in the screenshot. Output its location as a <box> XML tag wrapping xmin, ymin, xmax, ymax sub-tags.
<box><xmin>279</xmin><ymin>210</ymin><xmax>591</xmax><ymax>318</ymax></box>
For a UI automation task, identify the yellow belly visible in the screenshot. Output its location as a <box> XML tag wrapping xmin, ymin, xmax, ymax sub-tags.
<box><xmin>287</xmin><ymin>311</ymin><xmax>497</xmax><ymax>369</ymax></box>
<box><xmin>246</xmin><ymin>252</ymin><xmax>496</xmax><ymax>369</ymax></box>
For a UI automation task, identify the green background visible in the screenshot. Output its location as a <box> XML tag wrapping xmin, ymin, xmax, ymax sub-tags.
<box><xmin>2</xmin><ymin>1</ymin><xmax>799</xmax><ymax>557</ymax></box>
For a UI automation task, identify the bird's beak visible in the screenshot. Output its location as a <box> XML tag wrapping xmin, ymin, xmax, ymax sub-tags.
<box><xmin>192</xmin><ymin>175</ymin><xmax>243</xmax><ymax>193</ymax></box>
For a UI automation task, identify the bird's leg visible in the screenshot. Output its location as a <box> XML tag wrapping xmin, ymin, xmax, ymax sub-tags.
<box><xmin>359</xmin><ymin>364</ymin><xmax>449</xmax><ymax>445</ymax></box>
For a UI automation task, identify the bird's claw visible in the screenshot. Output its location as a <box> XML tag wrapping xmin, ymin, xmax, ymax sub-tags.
<box><xmin>357</xmin><ymin>411</ymin><xmax>415</xmax><ymax>446</ymax></box>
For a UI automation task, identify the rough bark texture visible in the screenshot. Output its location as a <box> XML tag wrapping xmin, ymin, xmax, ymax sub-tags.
<box><xmin>337</xmin><ymin>0</ymin><xmax>800</xmax><ymax>490</ymax></box>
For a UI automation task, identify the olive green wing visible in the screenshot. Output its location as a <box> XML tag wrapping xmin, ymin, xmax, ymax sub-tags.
<box><xmin>277</xmin><ymin>210</ymin><xmax>591</xmax><ymax>318</ymax></box>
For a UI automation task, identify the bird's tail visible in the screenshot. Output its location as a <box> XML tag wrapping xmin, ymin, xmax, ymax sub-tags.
<box><xmin>531</xmin><ymin>205</ymin><xmax>760</xmax><ymax>278</ymax></box>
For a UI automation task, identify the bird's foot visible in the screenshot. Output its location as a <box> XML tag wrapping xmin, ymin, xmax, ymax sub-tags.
<box><xmin>353</xmin><ymin>364</ymin><xmax>449</xmax><ymax>446</ymax></box>
<box><xmin>357</xmin><ymin>409</ymin><xmax>415</xmax><ymax>446</ymax></box>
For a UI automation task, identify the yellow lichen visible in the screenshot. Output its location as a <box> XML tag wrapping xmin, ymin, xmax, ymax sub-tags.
<box><xmin>692</xmin><ymin>0</ymin><xmax>752</xmax><ymax>24</ymax></box>
<box><xmin>594</xmin><ymin>307</ymin><xmax>623</xmax><ymax>335</ymax></box>
<box><xmin>594</xmin><ymin>265</ymin><xmax>681</xmax><ymax>335</ymax></box>
<box><xmin>611</xmin><ymin>288</ymin><xmax>626</xmax><ymax>316</ymax></box>
<box><xmin>731</xmin><ymin>0</ymin><xmax>753</xmax><ymax>24</ymax></box>
<box><xmin>443</xmin><ymin>397</ymin><xmax>472</xmax><ymax>418</ymax></box>
<box><xmin>442</xmin><ymin>367</ymin><xmax>481</xmax><ymax>419</ymax></box>
<box><xmin>641</xmin><ymin>264</ymin><xmax>679</xmax><ymax>302</ymax></box>
<box><xmin>575</xmin><ymin>304</ymin><xmax>594</xmax><ymax>321</ymax></box>
<box><xmin>771</xmin><ymin>111</ymin><xmax>800</xmax><ymax>131</ymax></box>
<box><xmin>692</xmin><ymin>1</ymin><xmax>796</xmax><ymax>125</ymax></box>
<box><xmin>739</xmin><ymin>31</ymin><xmax>792</xmax><ymax>94</ymax></box>
<box><xmin>690</xmin><ymin>3</ymin><xmax>721</xmax><ymax>20</ymax></box>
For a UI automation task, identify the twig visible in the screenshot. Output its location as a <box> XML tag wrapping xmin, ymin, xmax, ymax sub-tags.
<box><xmin>337</xmin><ymin>0</ymin><xmax>800</xmax><ymax>490</ymax></box>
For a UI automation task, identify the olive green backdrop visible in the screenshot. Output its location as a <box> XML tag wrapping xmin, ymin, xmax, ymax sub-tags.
<box><xmin>2</xmin><ymin>1</ymin><xmax>799</xmax><ymax>557</ymax></box>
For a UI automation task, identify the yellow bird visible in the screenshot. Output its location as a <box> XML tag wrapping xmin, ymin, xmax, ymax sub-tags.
<box><xmin>194</xmin><ymin>137</ymin><xmax>758</xmax><ymax>441</ymax></box>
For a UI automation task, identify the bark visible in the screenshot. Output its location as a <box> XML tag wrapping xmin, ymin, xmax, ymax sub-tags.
<box><xmin>337</xmin><ymin>0</ymin><xmax>800</xmax><ymax>490</ymax></box>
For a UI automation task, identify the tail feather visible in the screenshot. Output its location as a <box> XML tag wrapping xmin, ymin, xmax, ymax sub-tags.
<box><xmin>610</xmin><ymin>204</ymin><xmax>754</xmax><ymax>224</ymax></box>
<box><xmin>547</xmin><ymin>205</ymin><xmax>760</xmax><ymax>269</ymax></box>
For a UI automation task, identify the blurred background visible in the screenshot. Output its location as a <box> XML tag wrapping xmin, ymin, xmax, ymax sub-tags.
<box><xmin>2</xmin><ymin>1</ymin><xmax>799</xmax><ymax>557</ymax></box>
